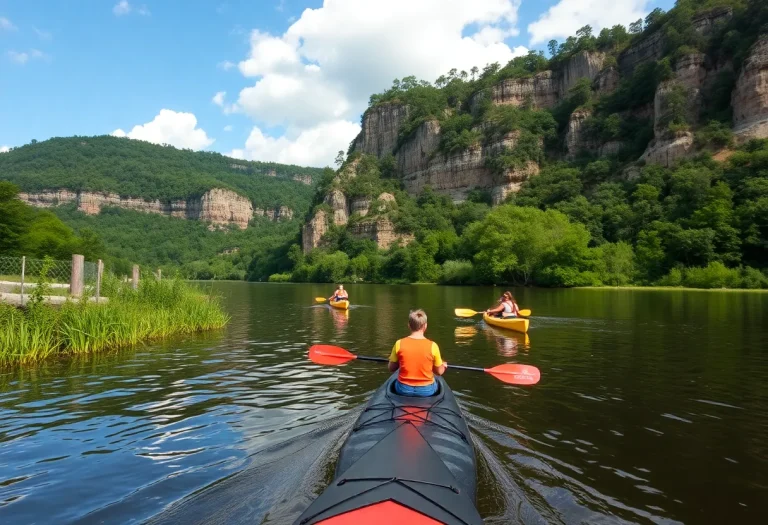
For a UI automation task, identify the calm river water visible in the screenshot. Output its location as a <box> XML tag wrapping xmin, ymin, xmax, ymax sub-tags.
<box><xmin>1</xmin><ymin>283</ymin><xmax>767</xmax><ymax>524</ymax></box>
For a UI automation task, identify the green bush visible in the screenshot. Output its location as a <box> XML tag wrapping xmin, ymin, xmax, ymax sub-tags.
<box><xmin>438</xmin><ymin>260</ymin><xmax>475</xmax><ymax>285</ymax></box>
<box><xmin>268</xmin><ymin>272</ymin><xmax>292</xmax><ymax>282</ymax></box>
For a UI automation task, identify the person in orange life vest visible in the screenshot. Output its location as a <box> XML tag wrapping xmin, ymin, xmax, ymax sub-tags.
<box><xmin>388</xmin><ymin>309</ymin><xmax>447</xmax><ymax>397</ymax></box>
<box><xmin>329</xmin><ymin>284</ymin><xmax>348</xmax><ymax>303</ymax></box>
<box><xmin>486</xmin><ymin>291</ymin><xmax>520</xmax><ymax>318</ymax></box>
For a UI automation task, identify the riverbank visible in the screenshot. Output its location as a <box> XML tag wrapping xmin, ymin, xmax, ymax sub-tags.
<box><xmin>0</xmin><ymin>279</ymin><xmax>229</xmax><ymax>366</ymax></box>
<box><xmin>575</xmin><ymin>286</ymin><xmax>768</xmax><ymax>293</ymax></box>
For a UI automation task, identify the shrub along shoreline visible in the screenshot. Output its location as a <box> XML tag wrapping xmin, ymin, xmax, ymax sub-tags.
<box><xmin>0</xmin><ymin>277</ymin><xmax>229</xmax><ymax>366</ymax></box>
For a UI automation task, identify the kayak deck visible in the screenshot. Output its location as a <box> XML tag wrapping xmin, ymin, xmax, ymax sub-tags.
<box><xmin>295</xmin><ymin>374</ymin><xmax>482</xmax><ymax>525</ymax></box>
<box><xmin>329</xmin><ymin>300</ymin><xmax>349</xmax><ymax>310</ymax></box>
<box><xmin>483</xmin><ymin>312</ymin><xmax>529</xmax><ymax>333</ymax></box>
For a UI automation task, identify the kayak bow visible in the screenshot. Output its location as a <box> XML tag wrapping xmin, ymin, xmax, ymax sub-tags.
<box><xmin>329</xmin><ymin>299</ymin><xmax>349</xmax><ymax>310</ymax></box>
<box><xmin>294</xmin><ymin>374</ymin><xmax>483</xmax><ymax>525</ymax></box>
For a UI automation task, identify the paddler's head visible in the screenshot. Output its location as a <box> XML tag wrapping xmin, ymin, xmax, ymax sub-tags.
<box><xmin>408</xmin><ymin>309</ymin><xmax>428</xmax><ymax>334</ymax></box>
<box><xmin>338</xmin><ymin>284</ymin><xmax>344</xmax><ymax>290</ymax></box>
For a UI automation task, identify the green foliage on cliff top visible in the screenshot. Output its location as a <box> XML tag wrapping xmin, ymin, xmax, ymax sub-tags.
<box><xmin>0</xmin><ymin>136</ymin><xmax>321</xmax><ymax>210</ymax></box>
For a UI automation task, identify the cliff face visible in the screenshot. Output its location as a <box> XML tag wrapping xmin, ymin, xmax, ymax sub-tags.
<box><xmin>618</xmin><ymin>31</ymin><xmax>666</xmax><ymax>77</ymax></box>
<box><xmin>732</xmin><ymin>36</ymin><xmax>768</xmax><ymax>142</ymax></box>
<box><xmin>565</xmin><ymin>109</ymin><xmax>598</xmax><ymax>160</ymax></box>
<box><xmin>474</xmin><ymin>71</ymin><xmax>559</xmax><ymax>111</ymax></box>
<box><xmin>292</xmin><ymin>174</ymin><xmax>313</xmax><ymax>185</ymax></box>
<box><xmin>559</xmin><ymin>51</ymin><xmax>605</xmax><ymax>96</ymax></box>
<box><xmin>395</xmin><ymin>121</ymin><xmax>538</xmax><ymax>202</ymax></box>
<box><xmin>17</xmin><ymin>188</ymin><xmax>291</xmax><ymax>229</ymax></box>
<box><xmin>352</xmin><ymin>103</ymin><xmax>410</xmax><ymax>157</ymax></box>
<box><xmin>302</xmin><ymin>190</ymin><xmax>412</xmax><ymax>252</ymax></box>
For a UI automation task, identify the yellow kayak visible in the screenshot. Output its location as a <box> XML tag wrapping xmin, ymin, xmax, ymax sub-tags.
<box><xmin>329</xmin><ymin>299</ymin><xmax>349</xmax><ymax>310</ymax></box>
<box><xmin>483</xmin><ymin>312</ymin><xmax>529</xmax><ymax>334</ymax></box>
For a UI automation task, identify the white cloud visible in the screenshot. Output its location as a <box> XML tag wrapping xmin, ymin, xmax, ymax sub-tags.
<box><xmin>212</xmin><ymin>91</ymin><xmax>226</xmax><ymax>106</ymax></box>
<box><xmin>223</xmin><ymin>0</ymin><xmax>526</xmax><ymax>165</ymax></box>
<box><xmin>113</xmin><ymin>1</ymin><xmax>150</xmax><ymax>17</ymax></box>
<box><xmin>111</xmin><ymin>109</ymin><xmax>215</xmax><ymax>150</ymax></box>
<box><xmin>223</xmin><ymin>125</ymin><xmax>233</xmax><ymax>132</ymax></box>
<box><xmin>229</xmin><ymin>120</ymin><xmax>360</xmax><ymax>168</ymax></box>
<box><xmin>34</xmin><ymin>27</ymin><xmax>52</xmax><ymax>40</ymax></box>
<box><xmin>528</xmin><ymin>0</ymin><xmax>650</xmax><ymax>45</ymax></box>
<box><xmin>218</xmin><ymin>60</ymin><xmax>236</xmax><ymax>71</ymax></box>
<box><xmin>0</xmin><ymin>17</ymin><xmax>16</xmax><ymax>31</ymax></box>
<box><xmin>113</xmin><ymin>1</ymin><xmax>131</xmax><ymax>15</ymax></box>
<box><xmin>0</xmin><ymin>146</ymin><xmax>10</xmax><ymax>153</ymax></box>
<box><xmin>7</xmin><ymin>49</ymin><xmax>47</xmax><ymax>65</ymax></box>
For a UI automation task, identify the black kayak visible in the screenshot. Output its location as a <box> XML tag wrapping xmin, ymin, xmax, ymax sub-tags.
<box><xmin>294</xmin><ymin>373</ymin><xmax>483</xmax><ymax>525</ymax></box>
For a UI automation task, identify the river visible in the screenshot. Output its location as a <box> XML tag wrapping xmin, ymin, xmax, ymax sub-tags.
<box><xmin>1</xmin><ymin>283</ymin><xmax>766</xmax><ymax>524</ymax></box>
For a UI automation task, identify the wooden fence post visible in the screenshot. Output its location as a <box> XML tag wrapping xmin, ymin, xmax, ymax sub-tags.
<box><xmin>96</xmin><ymin>259</ymin><xmax>104</xmax><ymax>302</ymax></box>
<box><xmin>71</xmin><ymin>254</ymin><xmax>84</xmax><ymax>297</ymax></box>
<box><xmin>20</xmin><ymin>256</ymin><xmax>26</xmax><ymax>306</ymax></box>
<box><xmin>132</xmin><ymin>265</ymin><xmax>139</xmax><ymax>290</ymax></box>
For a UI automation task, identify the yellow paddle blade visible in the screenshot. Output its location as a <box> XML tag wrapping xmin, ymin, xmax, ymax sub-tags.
<box><xmin>454</xmin><ymin>308</ymin><xmax>480</xmax><ymax>318</ymax></box>
<box><xmin>315</xmin><ymin>297</ymin><xmax>328</xmax><ymax>302</ymax></box>
<box><xmin>519</xmin><ymin>309</ymin><xmax>531</xmax><ymax>317</ymax></box>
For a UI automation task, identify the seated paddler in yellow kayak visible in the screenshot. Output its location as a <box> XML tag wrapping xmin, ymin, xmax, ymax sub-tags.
<box><xmin>329</xmin><ymin>284</ymin><xmax>348</xmax><ymax>303</ymax></box>
<box><xmin>486</xmin><ymin>291</ymin><xmax>520</xmax><ymax>318</ymax></box>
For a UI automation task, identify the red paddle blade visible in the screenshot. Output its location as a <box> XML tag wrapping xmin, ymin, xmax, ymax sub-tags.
<box><xmin>309</xmin><ymin>345</ymin><xmax>357</xmax><ymax>365</ymax></box>
<box><xmin>484</xmin><ymin>364</ymin><xmax>541</xmax><ymax>385</ymax></box>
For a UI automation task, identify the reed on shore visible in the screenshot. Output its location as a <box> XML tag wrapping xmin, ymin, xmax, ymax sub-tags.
<box><xmin>0</xmin><ymin>277</ymin><xmax>229</xmax><ymax>365</ymax></box>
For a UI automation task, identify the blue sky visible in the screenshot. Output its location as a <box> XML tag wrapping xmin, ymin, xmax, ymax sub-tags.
<box><xmin>0</xmin><ymin>0</ymin><xmax>673</xmax><ymax>166</ymax></box>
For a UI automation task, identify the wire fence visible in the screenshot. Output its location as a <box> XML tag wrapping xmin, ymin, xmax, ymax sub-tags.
<box><xmin>0</xmin><ymin>255</ymin><xmax>113</xmax><ymax>306</ymax></box>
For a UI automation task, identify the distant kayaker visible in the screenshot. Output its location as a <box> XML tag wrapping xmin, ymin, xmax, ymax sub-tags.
<box><xmin>329</xmin><ymin>284</ymin><xmax>348</xmax><ymax>302</ymax></box>
<box><xmin>388</xmin><ymin>309</ymin><xmax>447</xmax><ymax>397</ymax></box>
<box><xmin>486</xmin><ymin>291</ymin><xmax>519</xmax><ymax>318</ymax></box>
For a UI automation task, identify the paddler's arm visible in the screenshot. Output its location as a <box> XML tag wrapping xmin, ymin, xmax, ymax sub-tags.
<box><xmin>487</xmin><ymin>304</ymin><xmax>503</xmax><ymax>314</ymax></box>
<box><xmin>432</xmin><ymin>343</ymin><xmax>447</xmax><ymax>375</ymax></box>
<box><xmin>387</xmin><ymin>341</ymin><xmax>400</xmax><ymax>372</ymax></box>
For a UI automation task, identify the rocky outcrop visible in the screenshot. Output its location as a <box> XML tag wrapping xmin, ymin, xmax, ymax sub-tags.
<box><xmin>565</xmin><ymin>109</ymin><xmax>598</xmax><ymax>160</ymax></box>
<box><xmin>599</xmin><ymin>141</ymin><xmax>624</xmax><ymax>157</ymax></box>
<box><xmin>348</xmin><ymin>218</ymin><xmax>414</xmax><ymax>250</ymax></box>
<box><xmin>653</xmin><ymin>53</ymin><xmax>708</xmax><ymax>136</ymax></box>
<box><xmin>491</xmin><ymin>161</ymin><xmax>539</xmax><ymax>205</ymax></box>
<box><xmin>471</xmin><ymin>71</ymin><xmax>559</xmax><ymax>111</ymax></box>
<box><xmin>349</xmin><ymin>196</ymin><xmax>372</xmax><ymax>217</ymax></box>
<box><xmin>618</xmin><ymin>31</ymin><xmax>666</xmax><ymax>76</ymax></box>
<box><xmin>732</xmin><ymin>36</ymin><xmax>768</xmax><ymax>143</ymax></box>
<box><xmin>640</xmin><ymin>132</ymin><xmax>695</xmax><ymax>167</ymax></box>
<box><xmin>302</xmin><ymin>210</ymin><xmax>328</xmax><ymax>253</ymax></box>
<box><xmin>352</xmin><ymin>103</ymin><xmax>410</xmax><ymax>157</ymax></box>
<box><xmin>324</xmin><ymin>189</ymin><xmax>348</xmax><ymax>225</ymax></box>
<box><xmin>292</xmin><ymin>174</ymin><xmax>313</xmax><ymax>185</ymax></box>
<box><xmin>397</xmin><ymin>122</ymin><xmax>538</xmax><ymax>202</ymax></box>
<box><xmin>253</xmin><ymin>206</ymin><xmax>294</xmax><ymax>221</ymax></box>
<box><xmin>19</xmin><ymin>188</ymin><xmax>255</xmax><ymax>229</ymax></box>
<box><xmin>595</xmin><ymin>67</ymin><xmax>620</xmax><ymax>96</ymax></box>
<box><xmin>692</xmin><ymin>6</ymin><xmax>732</xmax><ymax>36</ymax></box>
<box><xmin>559</xmin><ymin>51</ymin><xmax>605</xmax><ymax>96</ymax></box>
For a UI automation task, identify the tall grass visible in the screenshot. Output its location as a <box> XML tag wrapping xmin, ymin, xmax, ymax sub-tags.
<box><xmin>0</xmin><ymin>278</ymin><xmax>228</xmax><ymax>366</ymax></box>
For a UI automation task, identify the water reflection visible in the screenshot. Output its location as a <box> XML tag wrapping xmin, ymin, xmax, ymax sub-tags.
<box><xmin>482</xmin><ymin>325</ymin><xmax>530</xmax><ymax>358</ymax></box>
<box><xmin>0</xmin><ymin>283</ymin><xmax>766</xmax><ymax>524</ymax></box>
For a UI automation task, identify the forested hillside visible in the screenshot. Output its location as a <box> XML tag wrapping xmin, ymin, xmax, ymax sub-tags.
<box><xmin>0</xmin><ymin>136</ymin><xmax>323</xmax><ymax>278</ymax></box>
<box><xmin>284</xmin><ymin>0</ymin><xmax>768</xmax><ymax>289</ymax></box>
<box><xmin>0</xmin><ymin>136</ymin><xmax>321</xmax><ymax>210</ymax></box>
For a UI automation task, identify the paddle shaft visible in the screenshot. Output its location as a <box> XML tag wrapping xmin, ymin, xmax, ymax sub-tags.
<box><xmin>356</xmin><ymin>354</ymin><xmax>483</xmax><ymax>372</ymax></box>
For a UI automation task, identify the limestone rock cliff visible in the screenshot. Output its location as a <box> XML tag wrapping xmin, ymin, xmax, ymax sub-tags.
<box><xmin>348</xmin><ymin>218</ymin><xmax>415</xmax><ymax>250</ymax></box>
<box><xmin>396</xmin><ymin>120</ymin><xmax>538</xmax><ymax>202</ymax></box>
<box><xmin>618</xmin><ymin>31</ymin><xmax>666</xmax><ymax>76</ymax></box>
<box><xmin>692</xmin><ymin>6</ymin><xmax>732</xmax><ymax>35</ymax></box>
<box><xmin>594</xmin><ymin>67</ymin><xmax>620</xmax><ymax>96</ymax></box>
<box><xmin>565</xmin><ymin>109</ymin><xmax>599</xmax><ymax>160</ymax></box>
<box><xmin>653</xmin><ymin>53</ymin><xmax>708</xmax><ymax>136</ymax></box>
<box><xmin>19</xmin><ymin>188</ymin><xmax>260</xmax><ymax>229</ymax></box>
<box><xmin>324</xmin><ymin>189</ymin><xmax>349</xmax><ymax>226</ymax></box>
<box><xmin>292</xmin><ymin>174</ymin><xmax>313</xmax><ymax>185</ymax></box>
<box><xmin>352</xmin><ymin>103</ymin><xmax>410</xmax><ymax>157</ymax></box>
<box><xmin>640</xmin><ymin>132</ymin><xmax>695</xmax><ymax>167</ymax></box>
<box><xmin>472</xmin><ymin>71</ymin><xmax>559</xmax><ymax>111</ymax></box>
<box><xmin>302</xmin><ymin>191</ymin><xmax>411</xmax><ymax>252</ymax></box>
<box><xmin>732</xmin><ymin>36</ymin><xmax>768</xmax><ymax>142</ymax></box>
<box><xmin>559</xmin><ymin>51</ymin><xmax>605</xmax><ymax>96</ymax></box>
<box><xmin>302</xmin><ymin>210</ymin><xmax>328</xmax><ymax>253</ymax></box>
